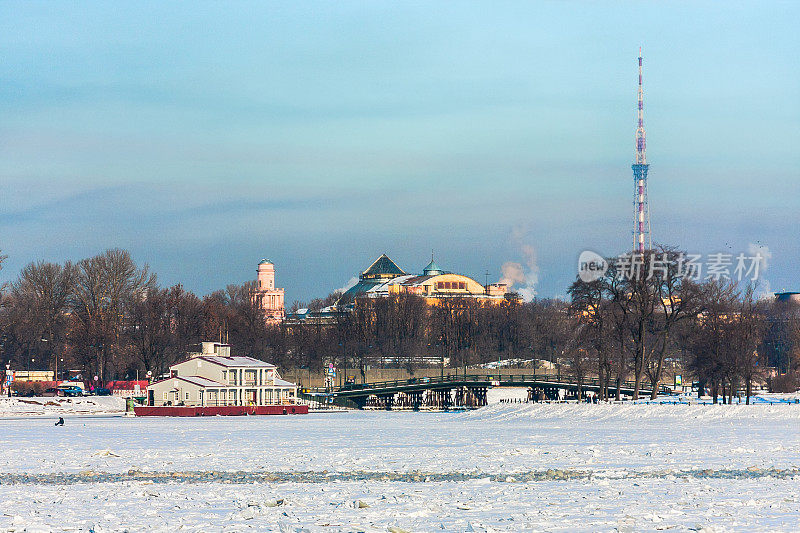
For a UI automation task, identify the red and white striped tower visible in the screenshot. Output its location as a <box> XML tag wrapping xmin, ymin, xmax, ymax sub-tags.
<box><xmin>632</xmin><ymin>47</ymin><xmax>651</xmax><ymax>253</ymax></box>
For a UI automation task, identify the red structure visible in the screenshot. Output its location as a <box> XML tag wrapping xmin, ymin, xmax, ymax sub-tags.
<box><xmin>133</xmin><ymin>404</ymin><xmax>308</xmax><ymax>416</ymax></box>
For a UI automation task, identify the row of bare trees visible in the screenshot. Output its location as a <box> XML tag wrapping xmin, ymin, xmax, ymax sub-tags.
<box><xmin>0</xmin><ymin>250</ymin><xmax>277</xmax><ymax>381</ymax></box>
<box><xmin>0</xmin><ymin>247</ymin><xmax>798</xmax><ymax>398</ymax></box>
<box><xmin>567</xmin><ymin>247</ymin><xmax>798</xmax><ymax>403</ymax></box>
<box><xmin>273</xmin><ymin>294</ymin><xmax>571</xmax><ymax>382</ymax></box>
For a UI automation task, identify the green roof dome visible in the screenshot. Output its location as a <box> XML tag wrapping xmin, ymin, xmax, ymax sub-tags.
<box><xmin>259</xmin><ymin>259</ymin><xmax>273</xmax><ymax>265</ymax></box>
<box><xmin>423</xmin><ymin>259</ymin><xmax>444</xmax><ymax>276</ymax></box>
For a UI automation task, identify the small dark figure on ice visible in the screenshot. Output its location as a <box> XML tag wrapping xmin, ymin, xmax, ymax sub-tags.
<box><xmin>54</xmin><ymin>417</ymin><xmax>64</xmax><ymax>426</ymax></box>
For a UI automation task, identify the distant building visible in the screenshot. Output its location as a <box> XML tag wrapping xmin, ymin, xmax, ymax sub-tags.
<box><xmin>146</xmin><ymin>342</ymin><xmax>297</xmax><ymax>407</ymax></box>
<box><xmin>11</xmin><ymin>370</ymin><xmax>54</xmax><ymax>383</ymax></box>
<box><xmin>254</xmin><ymin>259</ymin><xmax>285</xmax><ymax>321</ymax></box>
<box><xmin>775</xmin><ymin>292</ymin><xmax>800</xmax><ymax>305</ymax></box>
<box><xmin>339</xmin><ymin>254</ymin><xmax>509</xmax><ymax>305</ymax></box>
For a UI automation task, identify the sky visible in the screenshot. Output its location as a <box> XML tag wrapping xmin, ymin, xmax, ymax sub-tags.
<box><xmin>0</xmin><ymin>1</ymin><xmax>798</xmax><ymax>303</ymax></box>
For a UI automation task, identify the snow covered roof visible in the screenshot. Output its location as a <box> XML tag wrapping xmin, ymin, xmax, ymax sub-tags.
<box><xmin>177</xmin><ymin>376</ymin><xmax>226</xmax><ymax>387</ymax></box>
<box><xmin>150</xmin><ymin>375</ymin><xmax>226</xmax><ymax>388</ymax></box>
<box><xmin>196</xmin><ymin>356</ymin><xmax>276</xmax><ymax>368</ymax></box>
<box><xmin>274</xmin><ymin>378</ymin><xmax>297</xmax><ymax>388</ymax></box>
<box><xmin>364</xmin><ymin>275</ymin><xmax>416</xmax><ymax>294</ymax></box>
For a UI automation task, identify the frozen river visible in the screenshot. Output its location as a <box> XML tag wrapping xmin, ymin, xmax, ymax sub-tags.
<box><xmin>1</xmin><ymin>403</ymin><xmax>799</xmax><ymax>531</ymax></box>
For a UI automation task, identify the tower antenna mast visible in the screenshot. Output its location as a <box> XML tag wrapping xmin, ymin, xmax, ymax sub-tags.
<box><xmin>632</xmin><ymin>47</ymin><xmax>652</xmax><ymax>253</ymax></box>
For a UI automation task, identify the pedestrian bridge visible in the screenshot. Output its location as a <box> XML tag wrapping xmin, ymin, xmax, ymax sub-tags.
<box><xmin>304</xmin><ymin>373</ymin><xmax>671</xmax><ymax>409</ymax></box>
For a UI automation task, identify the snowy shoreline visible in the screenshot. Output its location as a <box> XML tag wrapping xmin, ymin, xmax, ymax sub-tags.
<box><xmin>1</xmin><ymin>402</ymin><xmax>799</xmax><ymax>531</ymax></box>
<box><xmin>0</xmin><ymin>396</ymin><xmax>125</xmax><ymax>417</ymax></box>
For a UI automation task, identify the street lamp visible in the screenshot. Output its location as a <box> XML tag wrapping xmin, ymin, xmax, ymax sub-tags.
<box><xmin>41</xmin><ymin>337</ymin><xmax>57</xmax><ymax>383</ymax></box>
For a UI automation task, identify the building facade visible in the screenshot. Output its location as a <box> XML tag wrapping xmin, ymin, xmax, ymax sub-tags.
<box><xmin>254</xmin><ymin>259</ymin><xmax>285</xmax><ymax>321</ymax></box>
<box><xmin>146</xmin><ymin>342</ymin><xmax>297</xmax><ymax>407</ymax></box>
<box><xmin>340</xmin><ymin>254</ymin><xmax>509</xmax><ymax>305</ymax></box>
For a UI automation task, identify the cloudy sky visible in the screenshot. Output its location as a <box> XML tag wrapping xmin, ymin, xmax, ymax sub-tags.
<box><xmin>1</xmin><ymin>1</ymin><xmax>798</xmax><ymax>303</ymax></box>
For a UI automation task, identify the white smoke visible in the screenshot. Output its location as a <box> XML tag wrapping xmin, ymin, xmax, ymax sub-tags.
<box><xmin>747</xmin><ymin>243</ymin><xmax>773</xmax><ymax>299</ymax></box>
<box><xmin>336</xmin><ymin>276</ymin><xmax>359</xmax><ymax>294</ymax></box>
<box><xmin>499</xmin><ymin>227</ymin><xmax>539</xmax><ymax>302</ymax></box>
<box><xmin>747</xmin><ymin>242</ymin><xmax>771</xmax><ymax>273</ymax></box>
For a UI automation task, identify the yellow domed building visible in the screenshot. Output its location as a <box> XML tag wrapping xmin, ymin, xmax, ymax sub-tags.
<box><xmin>339</xmin><ymin>254</ymin><xmax>509</xmax><ymax>306</ymax></box>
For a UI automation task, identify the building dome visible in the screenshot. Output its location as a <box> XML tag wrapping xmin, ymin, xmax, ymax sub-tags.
<box><xmin>259</xmin><ymin>259</ymin><xmax>273</xmax><ymax>265</ymax></box>
<box><xmin>423</xmin><ymin>259</ymin><xmax>444</xmax><ymax>276</ymax></box>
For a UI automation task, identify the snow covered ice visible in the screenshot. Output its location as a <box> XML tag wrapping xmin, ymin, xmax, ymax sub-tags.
<box><xmin>1</xmin><ymin>401</ymin><xmax>799</xmax><ymax>531</ymax></box>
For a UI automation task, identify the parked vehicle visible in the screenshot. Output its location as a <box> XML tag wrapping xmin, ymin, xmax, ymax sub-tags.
<box><xmin>93</xmin><ymin>387</ymin><xmax>112</xmax><ymax>396</ymax></box>
<box><xmin>58</xmin><ymin>386</ymin><xmax>83</xmax><ymax>397</ymax></box>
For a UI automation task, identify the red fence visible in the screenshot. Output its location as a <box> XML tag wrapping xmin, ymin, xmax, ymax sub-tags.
<box><xmin>134</xmin><ymin>405</ymin><xmax>308</xmax><ymax>417</ymax></box>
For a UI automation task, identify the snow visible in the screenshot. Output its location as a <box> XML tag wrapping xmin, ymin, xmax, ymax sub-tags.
<box><xmin>0</xmin><ymin>396</ymin><xmax>125</xmax><ymax>417</ymax></box>
<box><xmin>1</xmin><ymin>402</ymin><xmax>799</xmax><ymax>531</ymax></box>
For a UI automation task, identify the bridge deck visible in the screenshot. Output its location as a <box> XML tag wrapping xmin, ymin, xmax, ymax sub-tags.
<box><xmin>310</xmin><ymin>373</ymin><xmax>669</xmax><ymax>404</ymax></box>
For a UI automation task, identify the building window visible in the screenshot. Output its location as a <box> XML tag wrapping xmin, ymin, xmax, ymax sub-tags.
<box><xmin>459</xmin><ymin>282</ymin><xmax>465</xmax><ymax>289</ymax></box>
<box><xmin>163</xmin><ymin>392</ymin><xmax>168</xmax><ymax>400</ymax></box>
<box><xmin>185</xmin><ymin>392</ymin><xmax>190</xmax><ymax>400</ymax></box>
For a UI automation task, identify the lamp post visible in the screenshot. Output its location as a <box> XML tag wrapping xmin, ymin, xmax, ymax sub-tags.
<box><xmin>41</xmin><ymin>337</ymin><xmax>53</xmax><ymax>382</ymax></box>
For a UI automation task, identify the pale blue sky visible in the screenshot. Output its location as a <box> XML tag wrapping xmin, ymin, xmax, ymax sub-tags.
<box><xmin>1</xmin><ymin>1</ymin><xmax>798</xmax><ymax>302</ymax></box>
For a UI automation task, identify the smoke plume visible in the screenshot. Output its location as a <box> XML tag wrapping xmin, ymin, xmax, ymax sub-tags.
<box><xmin>499</xmin><ymin>227</ymin><xmax>539</xmax><ymax>302</ymax></box>
<box><xmin>747</xmin><ymin>242</ymin><xmax>772</xmax><ymax>298</ymax></box>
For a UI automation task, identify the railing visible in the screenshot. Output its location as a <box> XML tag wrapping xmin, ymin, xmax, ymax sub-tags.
<box><xmin>326</xmin><ymin>373</ymin><xmax>669</xmax><ymax>395</ymax></box>
<box><xmin>200</xmin><ymin>399</ymin><xmax>298</xmax><ymax>407</ymax></box>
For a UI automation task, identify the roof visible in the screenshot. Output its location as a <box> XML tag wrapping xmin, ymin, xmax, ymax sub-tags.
<box><xmin>196</xmin><ymin>355</ymin><xmax>276</xmax><ymax>368</ymax></box>
<box><xmin>150</xmin><ymin>375</ymin><xmax>226</xmax><ymax>388</ymax></box>
<box><xmin>105</xmin><ymin>380</ymin><xmax>149</xmax><ymax>390</ymax></box>
<box><xmin>178</xmin><ymin>376</ymin><xmax>227</xmax><ymax>387</ymax></box>
<box><xmin>259</xmin><ymin>259</ymin><xmax>273</xmax><ymax>265</ymax></box>
<box><xmin>274</xmin><ymin>378</ymin><xmax>297</xmax><ymax>387</ymax></box>
<box><xmin>401</xmin><ymin>275</ymin><xmax>436</xmax><ymax>286</ymax></box>
<box><xmin>423</xmin><ymin>259</ymin><xmax>444</xmax><ymax>276</ymax></box>
<box><xmin>361</xmin><ymin>254</ymin><xmax>405</xmax><ymax>279</ymax></box>
<box><xmin>365</xmin><ymin>275</ymin><xmax>416</xmax><ymax>293</ymax></box>
<box><xmin>341</xmin><ymin>278</ymin><xmax>385</xmax><ymax>299</ymax></box>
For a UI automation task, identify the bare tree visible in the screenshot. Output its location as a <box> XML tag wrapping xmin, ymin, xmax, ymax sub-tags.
<box><xmin>70</xmin><ymin>249</ymin><xmax>156</xmax><ymax>380</ymax></box>
<box><xmin>732</xmin><ymin>284</ymin><xmax>767</xmax><ymax>404</ymax></box>
<box><xmin>126</xmin><ymin>284</ymin><xmax>204</xmax><ymax>377</ymax></box>
<box><xmin>4</xmin><ymin>261</ymin><xmax>75</xmax><ymax>376</ymax></box>
<box><xmin>683</xmin><ymin>279</ymin><xmax>737</xmax><ymax>403</ymax></box>
<box><xmin>569</xmin><ymin>277</ymin><xmax>611</xmax><ymax>399</ymax></box>
<box><xmin>644</xmin><ymin>247</ymin><xmax>703</xmax><ymax>399</ymax></box>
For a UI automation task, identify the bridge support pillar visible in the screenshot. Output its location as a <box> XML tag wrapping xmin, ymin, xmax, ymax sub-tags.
<box><xmin>378</xmin><ymin>394</ymin><xmax>394</xmax><ymax>410</ymax></box>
